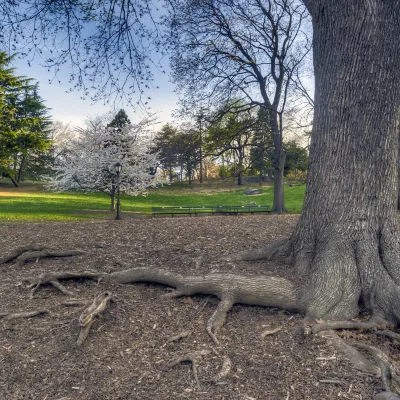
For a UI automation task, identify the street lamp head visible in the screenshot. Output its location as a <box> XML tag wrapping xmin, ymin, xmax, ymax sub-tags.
<box><xmin>114</xmin><ymin>162</ymin><xmax>122</xmax><ymax>173</ymax></box>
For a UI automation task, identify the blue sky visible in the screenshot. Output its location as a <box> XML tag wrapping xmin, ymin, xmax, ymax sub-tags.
<box><xmin>12</xmin><ymin>55</ymin><xmax>179</xmax><ymax>129</ymax></box>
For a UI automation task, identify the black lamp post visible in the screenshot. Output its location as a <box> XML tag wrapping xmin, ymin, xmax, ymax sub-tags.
<box><xmin>114</xmin><ymin>162</ymin><xmax>122</xmax><ymax>220</ymax></box>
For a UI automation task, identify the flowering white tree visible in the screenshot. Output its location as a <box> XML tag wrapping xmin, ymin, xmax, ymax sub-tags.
<box><xmin>47</xmin><ymin>117</ymin><xmax>161</xmax><ymax>211</ymax></box>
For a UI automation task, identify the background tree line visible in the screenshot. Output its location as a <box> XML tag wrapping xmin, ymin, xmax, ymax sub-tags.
<box><xmin>151</xmin><ymin>105</ymin><xmax>308</xmax><ymax>186</ymax></box>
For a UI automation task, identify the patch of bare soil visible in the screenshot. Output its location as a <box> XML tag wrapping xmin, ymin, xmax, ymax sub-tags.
<box><xmin>0</xmin><ymin>215</ymin><xmax>391</xmax><ymax>399</ymax></box>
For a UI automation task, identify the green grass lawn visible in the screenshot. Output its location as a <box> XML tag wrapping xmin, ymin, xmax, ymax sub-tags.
<box><xmin>0</xmin><ymin>180</ymin><xmax>306</xmax><ymax>221</ymax></box>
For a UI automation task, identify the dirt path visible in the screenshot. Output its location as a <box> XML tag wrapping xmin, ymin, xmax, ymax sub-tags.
<box><xmin>0</xmin><ymin>215</ymin><xmax>388</xmax><ymax>399</ymax></box>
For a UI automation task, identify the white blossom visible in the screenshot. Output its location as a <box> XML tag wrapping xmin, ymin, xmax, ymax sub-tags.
<box><xmin>46</xmin><ymin>117</ymin><xmax>162</xmax><ymax>199</ymax></box>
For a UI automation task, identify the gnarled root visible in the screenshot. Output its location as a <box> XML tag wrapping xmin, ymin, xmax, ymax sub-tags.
<box><xmin>312</xmin><ymin>321</ymin><xmax>400</xmax><ymax>398</ymax></box>
<box><xmin>354</xmin><ymin>343</ymin><xmax>400</xmax><ymax>399</ymax></box>
<box><xmin>0</xmin><ymin>309</ymin><xmax>49</xmax><ymax>320</ymax></box>
<box><xmin>161</xmin><ymin>350</ymin><xmax>211</xmax><ymax>389</ymax></box>
<box><xmin>1</xmin><ymin>246</ymin><xmax>85</xmax><ymax>266</ymax></box>
<box><xmin>206</xmin><ymin>297</ymin><xmax>234</xmax><ymax>345</ymax></box>
<box><xmin>77</xmin><ymin>292</ymin><xmax>112</xmax><ymax>346</ymax></box>
<box><xmin>25</xmin><ymin>271</ymin><xmax>104</xmax><ymax>297</ymax></box>
<box><xmin>15</xmin><ymin>249</ymin><xmax>86</xmax><ymax>266</ymax></box>
<box><xmin>317</xmin><ymin>329</ymin><xmax>381</xmax><ymax>375</ymax></box>
<box><xmin>221</xmin><ymin>239</ymin><xmax>291</xmax><ymax>262</ymax></box>
<box><xmin>24</xmin><ymin>266</ymin><xmax>299</xmax><ymax>344</ymax></box>
<box><xmin>0</xmin><ymin>245</ymin><xmax>46</xmax><ymax>264</ymax></box>
<box><xmin>311</xmin><ymin>321</ymin><xmax>377</xmax><ymax>335</ymax></box>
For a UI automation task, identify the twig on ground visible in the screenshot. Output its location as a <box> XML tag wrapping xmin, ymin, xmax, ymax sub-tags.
<box><xmin>260</xmin><ymin>326</ymin><xmax>282</xmax><ymax>338</ymax></box>
<box><xmin>163</xmin><ymin>331</ymin><xmax>192</xmax><ymax>346</ymax></box>
<box><xmin>77</xmin><ymin>292</ymin><xmax>112</xmax><ymax>346</ymax></box>
<box><xmin>211</xmin><ymin>355</ymin><xmax>232</xmax><ymax>383</ymax></box>
<box><xmin>60</xmin><ymin>299</ymin><xmax>89</xmax><ymax>307</ymax></box>
<box><xmin>161</xmin><ymin>350</ymin><xmax>211</xmax><ymax>389</ymax></box>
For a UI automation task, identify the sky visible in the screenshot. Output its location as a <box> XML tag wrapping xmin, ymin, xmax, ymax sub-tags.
<box><xmin>12</xmin><ymin>56</ymin><xmax>180</xmax><ymax>129</ymax></box>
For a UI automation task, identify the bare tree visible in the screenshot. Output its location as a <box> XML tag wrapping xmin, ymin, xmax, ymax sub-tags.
<box><xmin>169</xmin><ymin>0</ymin><xmax>311</xmax><ymax>211</ymax></box>
<box><xmin>0</xmin><ymin>0</ymin><xmax>164</xmax><ymax>105</ymax></box>
<box><xmin>205</xmin><ymin>108</ymin><xmax>265</xmax><ymax>186</ymax></box>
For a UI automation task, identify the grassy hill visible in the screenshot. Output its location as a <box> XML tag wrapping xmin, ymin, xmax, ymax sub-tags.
<box><xmin>0</xmin><ymin>179</ymin><xmax>306</xmax><ymax>221</ymax></box>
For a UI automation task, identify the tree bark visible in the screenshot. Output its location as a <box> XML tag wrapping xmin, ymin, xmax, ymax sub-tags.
<box><xmin>290</xmin><ymin>0</ymin><xmax>400</xmax><ymax>324</ymax></box>
<box><xmin>270</xmin><ymin>114</ymin><xmax>285</xmax><ymax>213</ymax></box>
<box><xmin>17</xmin><ymin>154</ymin><xmax>26</xmax><ymax>183</ymax></box>
<box><xmin>6</xmin><ymin>173</ymin><xmax>19</xmax><ymax>187</ymax></box>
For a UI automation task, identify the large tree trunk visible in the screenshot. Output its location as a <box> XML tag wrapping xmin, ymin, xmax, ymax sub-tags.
<box><xmin>291</xmin><ymin>0</ymin><xmax>400</xmax><ymax>324</ymax></box>
<box><xmin>270</xmin><ymin>114</ymin><xmax>285</xmax><ymax>213</ymax></box>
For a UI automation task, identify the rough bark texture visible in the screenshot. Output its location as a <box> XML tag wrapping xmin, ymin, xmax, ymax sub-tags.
<box><xmin>290</xmin><ymin>0</ymin><xmax>400</xmax><ymax>323</ymax></box>
<box><xmin>25</xmin><ymin>266</ymin><xmax>300</xmax><ymax>343</ymax></box>
<box><xmin>106</xmin><ymin>267</ymin><xmax>298</xmax><ymax>311</ymax></box>
<box><xmin>271</xmin><ymin>114</ymin><xmax>285</xmax><ymax>213</ymax></box>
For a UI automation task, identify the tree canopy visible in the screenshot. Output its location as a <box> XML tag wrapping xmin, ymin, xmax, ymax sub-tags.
<box><xmin>0</xmin><ymin>52</ymin><xmax>51</xmax><ymax>185</ymax></box>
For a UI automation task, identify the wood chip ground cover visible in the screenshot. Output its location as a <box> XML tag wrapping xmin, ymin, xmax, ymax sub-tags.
<box><xmin>0</xmin><ymin>215</ymin><xmax>392</xmax><ymax>399</ymax></box>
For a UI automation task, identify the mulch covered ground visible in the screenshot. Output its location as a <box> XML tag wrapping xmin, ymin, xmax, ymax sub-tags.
<box><xmin>0</xmin><ymin>215</ymin><xmax>393</xmax><ymax>399</ymax></box>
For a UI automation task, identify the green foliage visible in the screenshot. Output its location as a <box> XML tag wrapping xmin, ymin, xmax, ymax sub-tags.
<box><xmin>0</xmin><ymin>181</ymin><xmax>306</xmax><ymax>221</ymax></box>
<box><xmin>151</xmin><ymin>124</ymin><xmax>180</xmax><ymax>181</ymax></box>
<box><xmin>106</xmin><ymin>109</ymin><xmax>131</xmax><ymax>132</ymax></box>
<box><xmin>250</xmin><ymin>107</ymin><xmax>274</xmax><ymax>177</ymax></box>
<box><xmin>0</xmin><ymin>52</ymin><xmax>52</xmax><ymax>184</ymax></box>
<box><xmin>218</xmin><ymin>165</ymin><xmax>230</xmax><ymax>178</ymax></box>
<box><xmin>206</xmin><ymin>106</ymin><xmax>260</xmax><ymax>184</ymax></box>
<box><xmin>284</xmin><ymin>140</ymin><xmax>308</xmax><ymax>175</ymax></box>
<box><xmin>174</xmin><ymin>130</ymin><xmax>201</xmax><ymax>184</ymax></box>
<box><xmin>286</xmin><ymin>169</ymin><xmax>308</xmax><ymax>184</ymax></box>
<box><xmin>151</xmin><ymin>124</ymin><xmax>201</xmax><ymax>183</ymax></box>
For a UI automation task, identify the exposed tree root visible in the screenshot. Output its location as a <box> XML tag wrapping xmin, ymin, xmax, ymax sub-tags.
<box><xmin>25</xmin><ymin>266</ymin><xmax>299</xmax><ymax>343</ymax></box>
<box><xmin>20</xmin><ymin>261</ymin><xmax>400</xmax><ymax>398</ymax></box>
<box><xmin>161</xmin><ymin>350</ymin><xmax>211</xmax><ymax>389</ymax></box>
<box><xmin>317</xmin><ymin>329</ymin><xmax>381</xmax><ymax>375</ymax></box>
<box><xmin>0</xmin><ymin>309</ymin><xmax>49</xmax><ymax>320</ymax></box>
<box><xmin>0</xmin><ymin>245</ymin><xmax>47</xmax><ymax>264</ymax></box>
<box><xmin>221</xmin><ymin>239</ymin><xmax>290</xmax><ymax>262</ymax></box>
<box><xmin>207</xmin><ymin>297</ymin><xmax>234</xmax><ymax>345</ymax></box>
<box><xmin>309</xmin><ymin>320</ymin><xmax>400</xmax><ymax>397</ymax></box>
<box><xmin>354</xmin><ymin>343</ymin><xmax>400</xmax><ymax>399</ymax></box>
<box><xmin>14</xmin><ymin>249</ymin><xmax>86</xmax><ymax>266</ymax></box>
<box><xmin>60</xmin><ymin>299</ymin><xmax>89</xmax><ymax>307</ymax></box>
<box><xmin>211</xmin><ymin>355</ymin><xmax>232</xmax><ymax>384</ymax></box>
<box><xmin>164</xmin><ymin>331</ymin><xmax>192</xmax><ymax>346</ymax></box>
<box><xmin>25</xmin><ymin>271</ymin><xmax>104</xmax><ymax>297</ymax></box>
<box><xmin>77</xmin><ymin>292</ymin><xmax>112</xmax><ymax>346</ymax></box>
<box><xmin>311</xmin><ymin>321</ymin><xmax>378</xmax><ymax>335</ymax></box>
<box><xmin>376</xmin><ymin>330</ymin><xmax>400</xmax><ymax>342</ymax></box>
<box><xmin>375</xmin><ymin>392</ymin><xmax>400</xmax><ymax>399</ymax></box>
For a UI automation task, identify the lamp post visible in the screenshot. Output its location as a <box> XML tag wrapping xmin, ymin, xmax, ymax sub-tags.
<box><xmin>114</xmin><ymin>162</ymin><xmax>122</xmax><ymax>220</ymax></box>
